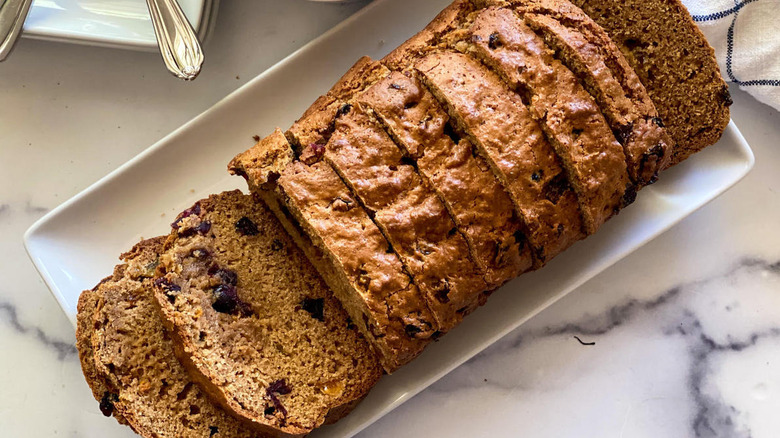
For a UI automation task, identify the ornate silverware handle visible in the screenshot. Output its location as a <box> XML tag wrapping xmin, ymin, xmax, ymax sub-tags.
<box><xmin>146</xmin><ymin>0</ymin><xmax>204</xmax><ymax>80</ymax></box>
<box><xmin>0</xmin><ymin>0</ymin><xmax>33</xmax><ymax>62</ymax></box>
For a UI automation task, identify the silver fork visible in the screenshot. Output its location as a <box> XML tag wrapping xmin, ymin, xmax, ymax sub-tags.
<box><xmin>0</xmin><ymin>0</ymin><xmax>34</xmax><ymax>62</ymax></box>
<box><xmin>146</xmin><ymin>0</ymin><xmax>204</xmax><ymax>80</ymax></box>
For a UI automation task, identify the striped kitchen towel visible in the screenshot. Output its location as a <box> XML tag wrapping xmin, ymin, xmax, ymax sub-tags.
<box><xmin>683</xmin><ymin>0</ymin><xmax>780</xmax><ymax>110</ymax></box>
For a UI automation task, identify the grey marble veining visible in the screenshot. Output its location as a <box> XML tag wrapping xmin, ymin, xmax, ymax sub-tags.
<box><xmin>0</xmin><ymin>300</ymin><xmax>77</xmax><ymax>361</ymax></box>
<box><xmin>2</xmin><ymin>1</ymin><xmax>779</xmax><ymax>437</ymax></box>
<box><xmin>363</xmin><ymin>254</ymin><xmax>780</xmax><ymax>438</ymax></box>
<box><xmin>24</xmin><ymin>201</ymin><xmax>49</xmax><ymax>215</ymax></box>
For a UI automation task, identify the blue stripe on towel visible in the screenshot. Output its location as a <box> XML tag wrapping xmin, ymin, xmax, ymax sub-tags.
<box><xmin>723</xmin><ymin>0</ymin><xmax>780</xmax><ymax>86</ymax></box>
<box><xmin>691</xmin><ymin>0</ymin><xmax>759</xmax><ymax>22</ymax></box>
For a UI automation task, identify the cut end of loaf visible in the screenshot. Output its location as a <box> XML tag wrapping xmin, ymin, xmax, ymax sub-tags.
<box><xmin>228</xmin><ymin>128</ymin><xmax>294</xmax><ymax>192</ymax></box>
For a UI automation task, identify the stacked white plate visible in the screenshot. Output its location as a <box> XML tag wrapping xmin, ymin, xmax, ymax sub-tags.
<box><xmin>22</xmin><ymin>0</ymin><xmax>218</xmax><ymax>50</ymax></box>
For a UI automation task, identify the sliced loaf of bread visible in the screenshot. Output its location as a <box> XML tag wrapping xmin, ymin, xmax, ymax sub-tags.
<box><xmin>230</xmin><ymin>131</ymin><xmax>435</xmax><ymax>372</ymax></box>
<box><xmin>228</xmin><ymin>0</ymin><xmax>730</xmax><ymax>372</ymax></box>
<box><xmin>464</xmin><ymin>7</ymin><xmax>630</xmax><ymax>233</ymax></box>
<box><xmin>152</xmin><ymin>191</ymin><xmax>383</xmax><ymax>436</ymax></box>
<box><xmin>357</xmin><ymin>71</ymin><xmax>533</xmax><ymax>287</ymax></box>
<box><xmin>415</xmin><ymin>50</ymin><xmax>585</xmax><ymax>266</ymax></box>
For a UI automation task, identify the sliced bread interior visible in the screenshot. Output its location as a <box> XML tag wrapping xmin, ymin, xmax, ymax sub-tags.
<box><xmin>77</xmin><ymin>237</ymin><xmax>261</xmax><ymax>438</ymax></box>
<box><xmin>153</xmin><ymin>190</ymin><xmax>383</xmax><ymax>437</ymax></box>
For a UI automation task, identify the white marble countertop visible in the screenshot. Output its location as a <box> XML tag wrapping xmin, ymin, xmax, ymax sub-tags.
<box><xmin>2</xmin><ymin>1</ymin><xmax>779</xmax><ymax>437</ymax></box>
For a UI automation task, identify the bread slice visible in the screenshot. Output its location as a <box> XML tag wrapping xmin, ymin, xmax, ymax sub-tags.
<box><xmin>561</xmin><ymin>0</ymin><xmax>731</xmax><ymax>164</ymax></box>
<box><xmin>152</xmin><ymin>191</ymin><xmax>382</xmax><ymax>436</ymax></box>
<box><xmin>323</xmin><ymin>104</ymin><xmax>488</xmax><ymax>330</ymax></box>
<box><xmin>464</xmin><ymin>7</ymin><xmax>630</xmax><ymax>233</ymax></box>
<box><xmin>357</xmin><ymin>71</ymin><xmax>532</xmax><ymax>287</ymax></box>
<box><xmin>523</xmin><ymin>9</ymin><xmax>674</xmax><ymax>188</ymax></box>
<box><xmin>415</xmin><ymin>50</ymin><xmax>584</xmax><ymax>266</ymax></box>
<box><xmin>230</xmin><ymin>131</ymin><xmax>435</xmax><ymax>372</ymax></box>
<box><xmin>77</xmin><ymin>237</ymin><xmax>261</xmax><ymax>438</ymax></box>
<box><xmin>76</xmin><ymin>278</ymin><xmax>129</xmax><ymax>428</ymax></box>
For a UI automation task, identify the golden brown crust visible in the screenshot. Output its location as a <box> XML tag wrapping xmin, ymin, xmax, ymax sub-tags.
<box><xmin>520</xmin><ymin>10</ymin><xmax>672</xmax><ymax>186</ymax></box>
<box><xmin>465</xmin><ymin>7</ymin><xmax>629</xmax><ymax>234</ymax></box>
<box><xmin>382</xmin><ymin>0</ymin><xmax>476</xmax><ymax>71</ymax></box>
<box><xmin>286</xmin><ymin>57</ymin><xmax>390</xmax><ymax>149</ymax></box>
<box><xmin>357</xmin><ymin>71</ymin><xmax>532</xmax><ymax>288</ymax></box>
<box><xmin>228</xmin><ymin>128</ymin><xmax>294</xmax><ymax>193</ymax></box>
<box><xmin>323</xmin><ymin>105</ymin><xmax>487</xmax><ymax>329</ymax></box>
<box><xmin>416</xmin><ymin>50</ymin><xmax>584</xmax><ymax>266</ymax></box>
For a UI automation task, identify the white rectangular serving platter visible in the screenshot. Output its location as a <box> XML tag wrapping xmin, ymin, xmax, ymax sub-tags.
<box><xmin>24</xmin><ymin>0</ymin><xmax>754</xmax><ymax>436</ymax></box>
<box><xmin>23</xmin><ymin>0</ymin><xmax>217</xmax><ymax>50</ymax></box>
